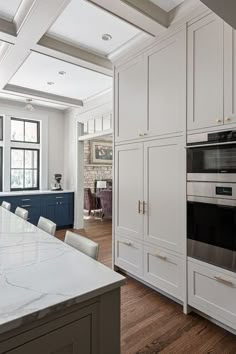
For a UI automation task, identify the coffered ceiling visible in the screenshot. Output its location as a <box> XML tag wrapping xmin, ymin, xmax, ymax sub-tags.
<box><xmin>9</xmin><ymin>52</ymin><xmax>113</xmax><ymax>100</ymax></box>
<box><xmin>0</xmin><ymin>0</ymin><xmax>22</xmax><ymax>21</ymax></box>
<box><xmin>48</xmin><ymin>0</ymin><xmax>141</xmax><ymax>56</ymax></box>
<box><xmin>0</xmin><ymin>0</ymin><xmax>200</xmax><ymax>110</ymax></box>
<box><xmin>150</xmin><ymin>0</ymin><xmax>184</xmax><ymax>12</ymax></box>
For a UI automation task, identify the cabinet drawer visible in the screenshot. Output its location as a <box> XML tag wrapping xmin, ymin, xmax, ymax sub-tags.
<box><xmin>115</xmin><ymin>235</ymin><xmax>143</xmax><ymax>277</ymax></box>
<box><xmin>144</xmin><ymin>245</ymin><xmax>184</xmax><ymax>300</ymax></box>
<box><xmin>188</xmin><ymin>259</ymin><xmax>236</xmax><ymax>330</ymax></box>
<box><xmin>43</xmin><ymin>193</ymin><xmax>73</xmax><ymax>202</ymax></box>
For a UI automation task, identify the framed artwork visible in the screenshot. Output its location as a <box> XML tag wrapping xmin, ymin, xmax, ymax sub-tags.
<box><xmin>90</xmin><ymin>141</ymin><xmax>112</xmax><ymax>164</ymax></box>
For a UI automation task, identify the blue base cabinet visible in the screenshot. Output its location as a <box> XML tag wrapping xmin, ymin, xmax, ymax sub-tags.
<box><xmin>41</xmin><ymin>193</ymin><xmax>74</xmax><ymax>229</ymax></box>
<box><xmin>0</xmin><ymin>192</ymin><xmax>74</xmax><ymax>229</ymax></box>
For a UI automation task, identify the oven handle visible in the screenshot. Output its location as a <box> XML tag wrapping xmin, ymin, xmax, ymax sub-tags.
<box><xmin>186</xmin><ymin>141</ymin><xmax>236</xmax><ymax>148</ymax></box>
<box><xmin>187</xmin><ymin>196</ymin><xmax>236</xmax><ymax>207</ymax></box>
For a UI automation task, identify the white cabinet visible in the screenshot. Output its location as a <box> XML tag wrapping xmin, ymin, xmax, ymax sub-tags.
<box><xmin>224</xmin><ymin>24</ymin><xmax>236</xmax><ymax>125</ymax></box>
<box><xmin>148</xmin><ymin>29</ymin><xmax>186</xmax><ymax>136</ymax></box>
<box><xmin>143</xmin><ymin>138</ymin><xmax>185</xmax><ymax>254</ymax></box>
<box><xmin>115</xmin><ymin>143</ymin><xmax>144</xmax><ymax>240</ymax></box>
<box><xmin>114</xmin><ymin>137</ymin><xmax>185</xmax><ymax>300</ymax></box>
<box><xmin>144</xmin><ymin>245</ymin><xmax>184</xmax><ymax>300</ymax></box>
<box><xmin>115</xmin><ymin>235</ymin><xmax>143</xmax><ymax>277</ymax></box>
<box><xmin>115</xmin><ymin>29</ymin><xmax>186</xmax><ymax>143</ymax></box>
<box><xmin>188</xmin><ymin>13</ymin><xmax>224</xmax><ymax>131</ymax></box>
<box><xmin>115</xmin><ymin>55</ymin><xmax>148</xmax><ymax>142</ymax></box>
<box><xmin>188</xmin><ymin>259</ymin><xmax>236</xmax><ymax>330</ymax></box>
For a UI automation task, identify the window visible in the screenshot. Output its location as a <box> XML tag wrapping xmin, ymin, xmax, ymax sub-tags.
<box><xmin>0</xmin><ymin>116</ymin><xmax>3</xmax><ymax>140</ymax></box>
<box><xmin>11</xmin><ymin>148</ymin><xmax>39</xmax><ymax>190</ymax></box>
<box><xmin>11</xmin><ymin>118</ymin><xmax>40</xmax><ymax>143</ymax></box>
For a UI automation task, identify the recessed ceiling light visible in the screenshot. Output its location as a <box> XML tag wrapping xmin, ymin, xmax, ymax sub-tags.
<box><xmin>102</xmin><ymin>34</ymin><xmax>112</xmax><ymax>41</ymax></box>
<box><xmin>58</xmin><ymin>71</ymin><xmax>66</xmax><ymax>75</ymax></box>
<box><xmin>47</xmin><ymin>81</ymin><xmax>55</xmax><ymax>85</ymax></box>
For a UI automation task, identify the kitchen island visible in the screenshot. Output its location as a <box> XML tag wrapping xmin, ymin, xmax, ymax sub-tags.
<box><xmin>0</xmin><ymin>207</ymin><xmax>125</xmax><ymax>354</ymax></box>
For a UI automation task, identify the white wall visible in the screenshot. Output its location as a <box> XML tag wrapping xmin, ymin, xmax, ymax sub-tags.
<box><xmin>0</xmin><ymin>99</ymin><xmax>65</xmax><ymax>190</ymax></box>
<box><xmin>63</xmin><ymin>91</ymin><xmax>113</xmax><ymax>228</ymax></box>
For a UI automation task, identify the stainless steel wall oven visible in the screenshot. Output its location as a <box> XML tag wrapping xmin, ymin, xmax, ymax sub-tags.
<box><xmin>187</xmin><ymin>130</ymin><xmax>236</xmax><ymax>272</ymax></box>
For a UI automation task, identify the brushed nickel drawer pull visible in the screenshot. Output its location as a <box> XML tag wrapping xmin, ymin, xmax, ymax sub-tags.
<box><xmin>214</xmin><ymin>276</ymin><xmax>234</xmax><ymax>287</ymax></box>
<box><xmin>154</xmin><ymin>252</ymin><xmax>167</xmax><ymax>261</ymax></box>
<box><xmin>21</xmin><ymin>205</ymin><xmax>31</xmax><ymax>208</ymax></box>
<box><xmin>56</xmin><ymin>196</ymin><xmax>63</xmax><ymax>199</ymax></box>
<box><xmin>21</xmin><ymin>199</ymin><xmax>31</xmax><ymax>201</ymax></box>
<box><xmin>120</xmin><ymin>240</ymin><xmax>133</xmax><ymax>247</ymax></box>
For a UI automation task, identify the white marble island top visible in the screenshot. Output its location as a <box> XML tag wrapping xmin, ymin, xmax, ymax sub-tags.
<box><xmin>0</xmin><ymin>207</ymin><xmax>125</xmax><ymax>335</ymax></box>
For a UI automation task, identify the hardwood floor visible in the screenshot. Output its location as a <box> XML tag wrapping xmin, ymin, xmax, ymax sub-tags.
<box><xmin>56</xmin><ymin>219</ymin><xmax>236</xmax><ymax>354</ymax></box>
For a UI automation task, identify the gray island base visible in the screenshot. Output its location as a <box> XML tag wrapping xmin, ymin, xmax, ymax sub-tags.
<box><xmin>0</xmin><ymin>207</ymin><xmax>125</xmax><ymax>354</ymax></box>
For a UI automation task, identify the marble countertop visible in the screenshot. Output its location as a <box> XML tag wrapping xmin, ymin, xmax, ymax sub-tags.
<box><xmin>0</xmin><ymin>190</ymin><xmax>74</xmax><ymax>197</ymax></box>
<box><xmin>0</xmin><ymin>207</ymin><xmax>125</xmax><ymax>335</ymax></box>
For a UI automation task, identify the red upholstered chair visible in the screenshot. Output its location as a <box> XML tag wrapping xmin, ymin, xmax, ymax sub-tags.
<box><xmin>99</xmin><ymin>190</ymin><xmax>112</xmax><ymax>220</ymax></box>
<box><xmin>84</xmin><ymin>188</ymin><xmax>96</xmax><ymax>215</ymax></box>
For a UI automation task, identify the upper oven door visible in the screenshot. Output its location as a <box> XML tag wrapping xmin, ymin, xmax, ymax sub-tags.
<box><xmin>187</xmin><ymin>143</ymin><xmax>236</xmax><ymax>182</ymax></box>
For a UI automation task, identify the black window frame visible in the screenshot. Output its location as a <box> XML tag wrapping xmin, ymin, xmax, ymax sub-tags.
<box><xmin>11</xmin><ymin>117</ymin><xmax>40</xmax><ymax>144</ymax></box>
<box><xmin>10</xmin><ymin>147</ymin><xmax>40</xmax><ymax>191</ymax></box>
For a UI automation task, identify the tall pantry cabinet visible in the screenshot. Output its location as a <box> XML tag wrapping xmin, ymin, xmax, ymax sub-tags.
<box><xmin>114</xmin><ymin>27</ymin><xmax>187</xmax><ymax>302</ymax></box>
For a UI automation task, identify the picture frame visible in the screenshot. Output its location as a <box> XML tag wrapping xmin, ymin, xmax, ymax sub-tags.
<box><xmin>90</xmin><ymin>141</ymin><xmax>112</xmax><ymax>164</ymax></box>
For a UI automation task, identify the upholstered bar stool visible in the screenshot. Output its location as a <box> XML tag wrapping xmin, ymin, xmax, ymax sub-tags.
<box><xmin>37</xmin><ymin>216</ymin><xmax>56</xmax><ymax>236</ymax></box>
<box><xmin>65</xmin><ymin>231</ymin><xmax>99</xmax><ymax>260</ymax></box>
<box><xmin>15</xmin><ymin>207</ymin><xmax>29</xmax><ymax>220</ymax></box>
<box><xmin>1</xmin><ymin>201</ymin><xmax>11</xmax><ymax>211</ymax></box>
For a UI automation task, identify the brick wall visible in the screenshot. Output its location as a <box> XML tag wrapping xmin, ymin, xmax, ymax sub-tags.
<box><xmin>84</xmin><ymin>140</ymin><xmax>112</xmax><ymax>192</ymax></box>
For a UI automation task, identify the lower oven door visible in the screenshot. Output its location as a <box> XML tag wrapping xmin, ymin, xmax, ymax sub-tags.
<box><xmin>187</xmin><ymin>197</ymin><xmax>236</xmax><ymax>272</ymax></box>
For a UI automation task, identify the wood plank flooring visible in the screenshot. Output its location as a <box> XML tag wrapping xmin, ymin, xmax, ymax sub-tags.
<box><xmin>56</xmin><ymin>219</ymin><xmax>236</xmax><ymax>354</ymax></box>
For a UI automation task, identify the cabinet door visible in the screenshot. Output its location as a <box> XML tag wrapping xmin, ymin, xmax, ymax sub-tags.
<box><xmin>115</xmin><ymin>143</ymin><xmax>143</xmax><ymax>240</ymax></box>
<box><xmin>144</xmin><ymin>138</ymin><xmax>186</xmax><ymax>254</ymax></box>
<box><xmin>188</xmin><ymin>14</ymin><xmax>224</xmax><ymax>130</ymax></box>
<box><xmin>224</xmin><ymin>24</ymin><xmax>236</xmax><ymax>125</ymax></box>
<box><xmin>115</xmin><ymin>55</ymin><xmax>148</xmax><ymax>142</ymax></box>
<box><xmin>8</xmin><ymin>316</ymin><xmax>91</xmax><ymax>354</ymax></box>
<box><xmin>144</xmin><ymin>245</ymin><xmax>184</xmax><ymax>300</ymax></box>
<box><xmin>148</xmin><ymin>29</ymin><xmax>186</xmax><ymax>136</ymax></box>
<box><xmin>188</xmin><ymin>259</ymin><xmax>236</xmax><ymax>330</ymax></box>
<box><xmin>115</xmin><ymin>235</ymin><xmax>143</xmax><ymax>277</ymax></box>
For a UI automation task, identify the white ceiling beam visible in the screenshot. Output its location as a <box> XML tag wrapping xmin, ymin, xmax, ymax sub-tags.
<box><xmin>34</xmin><ymin>35</ymin><xmax>113</xmax><ymax>76</ymax></box>
<box><xmin>4</xmin><ymin>84</ymin><xmax>83</xmax><ymax>107</ymax></box>
<box><xmin>121</xmin><ymin>0</ymin><xmax>168</xmax><ymax>27</ymax></box>
<box><xmin>0</xmin><ymin>0</ymin><xmax>71</xmax><ymax>90</ymax></box>
<box><xmin>86</xmin><ymin>0</ymin><xmax>166</xmax><ymax>36</ymax></box>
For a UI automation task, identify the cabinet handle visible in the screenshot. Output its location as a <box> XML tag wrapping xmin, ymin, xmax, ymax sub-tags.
<box><xmin>154</xmin><ymin>252</ymin><xmax>167</xmax><ymax>261</ymax></box>
<box><xmin>120</xmin><ymin>240</ymin><xmax>133</xmax><ymax>247</ymax></box>
<box><xmin>214</xmin><ymin>276</ymin><xmax>234</xmax><ymax>287</ymax></box>
<box><xmin>143</xmin><ymin>201</ymin><xmax>147</xmax><ymax>215</ymax></box>
<box><xmin>139</xmin><ymin>133</ymin><xmax>144</xmax><ymax>137</ymax></box>
<box><xmin>225</xmin><ymin>117</ymin><xmax>231</xmax><ymax>122</ymax></box>
<box><xmin>56</xmin><ymin>196</ymin><xmax>63</xmax><ymax>199</ymax></box>
<box><xmin>216</xmin><ymin>119</ymin><xmax>222</xmax><ymax>123</ymax></box>
<box><xmin>21</xmin><ymin>205</ymin><xmax>31</xmax><ymax>208</ymax></box>
<box><xmin>21</xmin><ymin>199</ymin><xmax>31</xmax><ymax>202</ymax></box>
<box><xmin>138</xmin><ymin>200</ymin><xmax>141</xmax><ymax>214</ymax></box>
<box><xmin>143</xmin><ymin>133</ymin><xmax>148</xmax><ymax>136</ymax></box>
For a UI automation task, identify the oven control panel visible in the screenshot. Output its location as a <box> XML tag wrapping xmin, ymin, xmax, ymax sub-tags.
<box><xmin>208</xmin><ymin>130</ymin><xmax>236</xmax><ymax>143</ymax></box>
